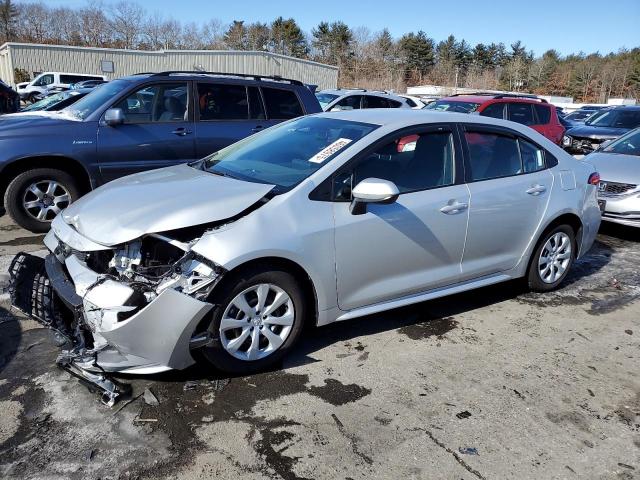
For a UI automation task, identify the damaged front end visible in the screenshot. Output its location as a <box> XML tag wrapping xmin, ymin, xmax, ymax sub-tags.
<box><xmin>9</xmin><ymin>216</ymin><xmax>225</xmax><ymax>406</ymax></box>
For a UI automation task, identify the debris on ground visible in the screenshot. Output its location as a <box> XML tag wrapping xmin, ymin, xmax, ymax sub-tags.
<box><xmin>625</xmin><ymin>329</ymin><xmax>633</xmax><ymax>335</ymax></box>
<box><xmin>183</xmin><ymin>381</ymin><xmax>199</xmax><ymax>391</ymax></box>
<box><xmin>143</xmin><ymin>388</ymin><xmax>159</xmax><ymax>406</ymax></box>
<box><xmin>458</xmin><ymin>447</ymin><xmax>479</xmax><ymax>455</ymax></box>
<box><xmin>85</xmin><ymin>449</ymin><xmax>95</xmax><ymax>462</ymax></box>
<box><xmin>611</xmin><ymin>278</ymin><xmax>622</xmax><ymax>290</ymax></box>
<box><xmin>456</xmin><ymin>411</ymin><xmax>472</xmax><ymax>419</ymax></box>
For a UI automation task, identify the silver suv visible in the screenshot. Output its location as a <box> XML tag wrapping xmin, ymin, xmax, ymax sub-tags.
<box><xmin>316</xmin><ymin>88</ymin><xmax>412</xmax><ymax>111</ymax></box>
<box><xmin>11</xmin><ymin>110</ymin><xmax>601</xmax><ymax>402</ymax></box>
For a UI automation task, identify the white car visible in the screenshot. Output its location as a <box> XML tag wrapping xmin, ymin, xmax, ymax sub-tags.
<box><xmin>316</xmin><ymin>89</ymin><xmax>413</xmax><ymax>111</ymax></box>
<box><xmin>16</xmin><ymin>72</ymin><xmax>107</xmax><ymax>103</ymax></box>
<box><xmin>397</xmin><ymin>94</ymin><xmax>426</xmax><ymax>109</ymax></box>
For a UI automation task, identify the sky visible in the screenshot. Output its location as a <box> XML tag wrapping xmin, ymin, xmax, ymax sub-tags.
<box><xmin>42</xmin><ymin>0</ymin><xmax>640</xmax><ymax>56</ymax></box>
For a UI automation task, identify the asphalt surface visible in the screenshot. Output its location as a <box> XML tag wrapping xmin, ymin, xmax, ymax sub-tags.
<box><xmin>0</xmin><ymin>212</ymin><xmax>638</xmax><ymax>480</ymax></box>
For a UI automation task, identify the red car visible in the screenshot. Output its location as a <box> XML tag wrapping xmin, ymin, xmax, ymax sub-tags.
<box><xmin>427</xmin><ymin>93</ymin><xmax>565</xmax><ymax>145</ymax></box>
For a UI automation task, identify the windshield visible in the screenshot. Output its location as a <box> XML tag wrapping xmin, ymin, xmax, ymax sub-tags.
<box><xmin>426</xmin><ymin>100</ymin><xmax>480</xmax><ymax>113</ymax></box>
<box><xmin>603</xmin><ymin>128</ymin><xmax>640</xmax><ymax>156</ymax></box>
<box><xmin>315</xmin><ymin>93</ymin><xmax>339</xmax><ymax>109</ymax></box>
<box><xmin>201</xmin><ymin>116</ymin><xmax>378</xmax><ymax>190</ymax></box>
<box><xmin>22</xmin><ymin>92</ymin><xmax>71</xmax><ymax>112</ymax></box>
<box><xmin>586</xmin><ymin>109</ymin><xmax>640</xmax><ymax>129</ymax></box>
<box><xmin>65</xmin><ymin>79</ymin><xmax>130</xmax><ymax>120</ymax></box>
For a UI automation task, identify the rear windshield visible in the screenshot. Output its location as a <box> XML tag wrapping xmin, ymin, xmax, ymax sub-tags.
<box><xmin>426</xmin><ymin>100</ymin><xmax>480</xmax><ymax>113</ymax></box>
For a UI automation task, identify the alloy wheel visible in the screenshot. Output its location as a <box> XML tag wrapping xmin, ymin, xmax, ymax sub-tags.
<box><xmin>219</xmin><ymin>283</ymin><xmax>295</xmax><ymax>361</ymax></box>
<box><xmin>22</xmin><ymin>180</ymin><xmax>71</xmax><ymax>222</ymax></box>
<box><xmin>538</xmin><ymin>232</ymin><xmax>572</xmax><ymax>284</ymax></box>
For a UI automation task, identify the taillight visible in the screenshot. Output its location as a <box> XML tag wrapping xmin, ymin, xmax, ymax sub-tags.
<box><xmin>588</xmin><ymin>172</ymin><xmax>600</xmax><ymax>185</ymax></box>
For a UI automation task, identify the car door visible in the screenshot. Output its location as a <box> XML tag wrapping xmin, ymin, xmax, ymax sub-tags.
<box><xmin>97</xmin><ymin>81</ymin><xmax>196</xmax><ymax>182</ymax></box>
<box><xmin>193</xmin><ymin>82</ymin><xmax>266</xmax><ymax>158</ymax></box>
<box><xmin>460</xmin><ymin>125</ymin><xmax>553</xmax><ymax>278</ymax></box>
<box><xmin>332</xmin><ymin>125</ymin><xmax>469</xmax><ymax>311</ymax></box>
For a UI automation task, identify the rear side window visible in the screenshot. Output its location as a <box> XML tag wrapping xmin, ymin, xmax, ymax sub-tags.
<box><xmin>262</xmin><ymin>87</ymin><xmax>304</xmax><ymax>119</ymax></box>
<box><xmin>480</xmin><ymin>103</ymin><xmax>504</xmax><ymax>119</ymax></box>
<box><xmin>508</xmin><ymin>103</ymin><xmax>535</xmax><ymax>126</ymax></box>
<box><xmin>404</xmin><ymin>98</ymin><xmax>417</xmax><ymax>107</ymax></box>
<box><xmin>363</xmin><ymin>96</ymin><xmax>390</xmax><ymax>108</ymax></box>
<box><xmin>198</xmin><ymin>83</ymin><xmax>248</xmax><ymax>120</ymax></box>
<box><xmin>534</xmin><ymin>104</ymin><xmax>551</xmax><ymax>124</ymax></box>
<box><xmin>464</xmin><ymin>132</ymin><xmax>521</xmax><ymax>181</ymax></box>
<box><xmin>519</xmin><ymin>139</ymin><xmax>545</xmax><ymax>173</ymax></box>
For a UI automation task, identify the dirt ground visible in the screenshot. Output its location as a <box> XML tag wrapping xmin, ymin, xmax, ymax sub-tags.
<box><xmin>0</xmin><ymin>212</ymin><xmax>638</xmax><ymax>480</ymax></box>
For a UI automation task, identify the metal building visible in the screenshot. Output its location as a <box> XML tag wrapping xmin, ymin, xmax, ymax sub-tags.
<box><xmin>0</xmin><ymin>43</ymin><xmax>339</xmax><ymax>89</ymax></box>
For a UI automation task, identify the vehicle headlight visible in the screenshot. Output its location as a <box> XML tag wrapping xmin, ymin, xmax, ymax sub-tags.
<box><xmin>562</xmin><ymin>136</ymin><xmax>572</xmax><ymax>147</ymax></box>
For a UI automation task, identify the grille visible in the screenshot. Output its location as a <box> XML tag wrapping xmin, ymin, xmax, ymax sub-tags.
<box><xmin>600</xmin><ymin>181</ymin><xmax>637</xmax><ymax>196</ymax></box>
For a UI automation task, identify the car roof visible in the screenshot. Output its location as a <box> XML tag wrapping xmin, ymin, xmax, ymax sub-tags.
<box><xmin>437</xmin><ymin>94</ymin><xmax>548</xmax><ymax>106</ymax></box>
<box><xmin>119</xmin><ymin>72</ymin><xmax>305</xmax><ymax>88</ymax></box>
<box><xmin>320</xmin><ymin>108</ymin><xmax>493</xmax><ymax>127</ymax></box>
<box><xmin>320</xmin><ymin>89</ymin><xmax>407</xmax><ymax>101</ymax></box>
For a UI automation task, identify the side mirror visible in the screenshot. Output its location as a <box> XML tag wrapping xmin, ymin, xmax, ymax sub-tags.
<box><xmin>350</xmin><ymin>178</ymin><xmax>399</xmax><ymax>215</ymax></box>
<box><xmin>104</xmin><ymin>108</ymin><xmax>124</xmax><ymax>126</ymax></box>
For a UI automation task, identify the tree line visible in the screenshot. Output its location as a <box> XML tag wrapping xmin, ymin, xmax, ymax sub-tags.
<box><xmin>1</xmin><ymin>0</ymin><xmax>639</xmax><ymax>102</ymax></box>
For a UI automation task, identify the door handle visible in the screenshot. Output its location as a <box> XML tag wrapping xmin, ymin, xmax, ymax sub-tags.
<box><xmin>171</xmin><ymin>128</ymin><xmax>192</xmax><ymax>136</ymax></box>
<box><xmin>440</xmin><ymin>201</ymin><xmax>468</xmax><ymax>214</ymax></box>
<box><xmin>526</xmin><ymin>184</ymin><xmax>547</xmax><ymax>195</ymax></box>
<box><xmin>251</xmin><ymin>125</ymin><xmax>265</xmax><ymax>133</ymax></box>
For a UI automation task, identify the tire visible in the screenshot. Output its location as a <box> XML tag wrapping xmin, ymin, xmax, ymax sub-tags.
<box><xmin>201</xmin><ymin>267</ymin><xmax>307</xmax><ymax>374</ymax></box>
<box><xmin>527</xmin><ymin>225</ymin><xmax>575</xmax><ymax>292</ymax></box>
<box><xmin>4</xmin><ymin>168</ymin><xmax>80</xmax><ymax>232</ymax></box>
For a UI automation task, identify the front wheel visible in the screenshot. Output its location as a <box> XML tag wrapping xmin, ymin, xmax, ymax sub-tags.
<box><xmin>527</xmin><ymin>225</ymin><xmax>575</xmax><ymax>292</ymax></box>
<box><xmin>201</xmin><ymin>267</ymin><xmax>306</xmax><ymax>374</ymax></box>
<box><xmin>4</xmin><ymin>168</ymin><xmax>80</xmax><ymax>232</ymax></box>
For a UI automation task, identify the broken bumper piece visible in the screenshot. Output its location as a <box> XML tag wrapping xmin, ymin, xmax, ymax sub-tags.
<box><xmin>9</xmin><ymin>251</ymin><xmax>214</xmax><ymax>406</ymax></box>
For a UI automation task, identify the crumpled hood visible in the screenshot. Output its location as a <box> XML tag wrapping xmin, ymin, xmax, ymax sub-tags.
<box><xmin>584</xmin><ymin>152</ymin><xmax>640</xmax><ymax>185</ymax></box>
<box><xmin>566</xmin><ymin>125</ymin><xmax>629</xmax><ymax>140</ymax></box>
<box><xmin>62</xmin><ymin>164</ymin><xmax>274</xmax><ymax>246</ymax></box>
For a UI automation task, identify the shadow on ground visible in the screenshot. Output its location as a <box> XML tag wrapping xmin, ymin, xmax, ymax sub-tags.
<box><xmin>0</xmin><ymin>306</ymin><xmax>21</xmax><ymax>376</ymax></box>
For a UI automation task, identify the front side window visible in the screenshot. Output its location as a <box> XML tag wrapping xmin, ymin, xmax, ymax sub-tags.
<box><xmin>114</xmin><ymin>83</ymin><xmax>188</xmax><ymax>123</ymax></box>
<box><xmin>198</xmin><ymin>83</ymin><xmax>248</xmax><ymax>121</ymax></box>
<box><xmin>465</xmin><ymin>132</ymin><xmax>521</xmax><ymax>181</ymax></box>
<box><xmin>480</xmin><ymin>103</ymin><xmax>505</xmax><ymax>119</ymax></box>
<box><xmin>202</xmin><ymin>116</ymin><xmax>377</xmax><ymax>190</ymax></box>
<box><xmin>34</xmin><ymin>74</ymin><xmax>54</xmax><ymax>86</ymax></box>
<box><xmin>508</xmin><ymin>103</ymin><xmax>535</xmax><ymax>126</ymax></box>
<box><xmin>334</xmin><ymin>95</ymin><xmax>361</xmax><ymax>111</ymax></box>
<box><xmin>262</xmin><ymin>87</ymin><xmax>304</xmax><ymax>119</ymax></box>
<box><xmin>349</xmin><ymin>130</ymin><xmax>455</xmax><ymax>195</ymax></box>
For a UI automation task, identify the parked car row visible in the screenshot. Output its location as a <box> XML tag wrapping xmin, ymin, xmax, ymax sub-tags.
<box><xmin>16</xmin><ymin>72</ymin><xmax>108</xmax><ymax>103</ymax></box>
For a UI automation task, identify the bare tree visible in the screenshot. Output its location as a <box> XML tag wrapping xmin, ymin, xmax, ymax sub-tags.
<box><xmin>110</xmin><ymin>1</ymin><xmax>145</xmax><ymax>49</ymax></box>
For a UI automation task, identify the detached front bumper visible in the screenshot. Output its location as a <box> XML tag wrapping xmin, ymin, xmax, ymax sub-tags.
<box><xmin>43</xmin><ymin>253</ymin><xmax>213</xmax><ymax>374</ymax></box>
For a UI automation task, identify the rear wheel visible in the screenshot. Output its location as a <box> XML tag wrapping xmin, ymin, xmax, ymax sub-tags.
<box><xmin>527</xmin><ymin>225</ymin><xmax>575</xmax><ymax>292</ymax></box>
<box><xmin>4</xmin><ymin>168</ymin><xmax>80</xmax><ymax>232</ymax></box>
<box><xmin>201</xmin><ymin>267</ymin><xmax>306</xmax><ymax>374</ymax></box>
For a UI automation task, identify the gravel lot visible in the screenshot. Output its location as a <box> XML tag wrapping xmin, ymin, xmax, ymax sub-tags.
<box><xmin>0</xmin><ymin>212</ymin><xmax>638</xmax><ymax>480</ymax></box>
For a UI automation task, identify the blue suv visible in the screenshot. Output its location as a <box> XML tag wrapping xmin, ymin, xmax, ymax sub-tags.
<box><xmin>0</xmin><ymin>71</ymin><xmax>322</xmax><ymax>232</ymax></box>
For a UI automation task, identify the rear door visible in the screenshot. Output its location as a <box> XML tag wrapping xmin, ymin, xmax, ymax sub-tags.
<box><xmin>96</xmin><ymin>81</ymin><xmax>196</xmax><ymax>182</ymax></box>
<box><xmin>193</xmin><ymin>82</ymin><xmax>265</xmax><ymax>158</ymax></box>
<box><xmin>460</xmin><ymin>125</ymin><xmax>553</xmax><ymax>278</ymax></box>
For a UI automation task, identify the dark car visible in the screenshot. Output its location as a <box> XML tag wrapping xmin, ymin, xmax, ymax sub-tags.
<box><xmin>0</xmin><ymin>71</ymin><xmax>322</xmax><ymax>232</ymax></box>
<box><xmin>426</xmin><ymin>93</ymin><xmax>565</xmax><ymax>145</ymax></box>
<box><xmin>0</xmin><ymin>79</ymin><xmax>20</xmax><ymax>114</ymax></box>
<box><xmin>20</xmin><ymin>89</ymin><xmax>92</xmax><ymax>112</ymax></box>
<box><xmin>562</xmin><ymin>106</ymin><xmax>640</xmax><ymax>154</ymax></box>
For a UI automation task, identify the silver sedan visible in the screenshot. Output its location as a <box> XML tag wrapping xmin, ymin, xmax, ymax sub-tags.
<box><xmin>10</xmin><ymin>110</ymin><xmax>601</xmax><ymax>404</ymax></box>
<box><xmin>585</xmin><ymin>128</ymin><xmax>640</xmax><ymax>227</ymax></box>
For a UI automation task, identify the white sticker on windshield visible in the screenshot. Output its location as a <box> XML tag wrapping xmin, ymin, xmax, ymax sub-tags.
<box><xmin>308</xmin><ymin>138</ymin><xmax>352</xmax><ymax>164</ymax></box>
